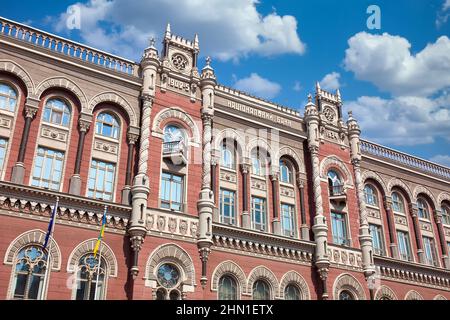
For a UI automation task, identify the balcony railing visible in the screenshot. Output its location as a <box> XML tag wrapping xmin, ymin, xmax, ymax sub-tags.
<box><xmin>163</xmin><ymin>140</ymin><xmax>187</xmax><ymax>165</ymax></box>
<box><xmin>329</xmin><ymin>184</ymin><xmax>345</xmax><ymax>196</ymax></box>
<box><xmin>0</xmin><ymin>16</ymin><xmax>139</xmax><ymax>76</ymax></box>
<box><xmin>361</xmin><ymin>139</ymin><xmax>450</xmax><ymax>180</ymax></box>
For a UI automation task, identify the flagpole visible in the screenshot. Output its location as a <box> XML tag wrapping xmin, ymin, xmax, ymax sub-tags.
<box><xmin>41</xmin><ymin>196</ymin><xmax>59</xmax><ymax>300</ymax></box>
<box><xmin>94</xmin><ymin>205</ymin><xmax>107</xmax><ymax>300</ymax></box>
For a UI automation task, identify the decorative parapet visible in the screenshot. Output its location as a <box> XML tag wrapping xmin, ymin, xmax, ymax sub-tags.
<box><xmin>375</xmin><ymin>256</ymin><xmax>450</xmax><ymax>291</ymax></box>
<box><xmin>361</xmin><ymin>139</ymin><xmax>450</xmax><ymax>181</ymax></box>
<box><xmin>327</xmin><ymin>245</ymin><xmax>363</xmax><ymax>270</ymax></box>
<box><xmin>212</xmin><ymin>224</ymin><xmax>314</xmax><ymax>265</ymax></box>
<box><xmin>0</xmin><ymin>182</ymin><xmax>130</xmax><ymax>230</ymax></box>
<box><xmin>146</xmin><ymin>209</ymin><xmax>199</xmax><ymax>240</ymax></box>
<box><xmin>0</xmin><ymin>16</ymin><xmax>139</xmax><ymax>77</ymax></box>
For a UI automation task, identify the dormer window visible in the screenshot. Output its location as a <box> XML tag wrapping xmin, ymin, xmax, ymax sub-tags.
<box><xmin>95</xmin><ymin>112</ymin><xmax>119</xmax><ymax>139</ymax></box>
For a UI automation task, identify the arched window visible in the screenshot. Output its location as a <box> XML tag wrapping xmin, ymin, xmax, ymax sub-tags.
<box><xmin>417</xmin><ymin>198</ymin><xmax>430</xmax><ymax>219</ymax></box>
<box><xmin>252</xmin><ymin>279</ymin><xmax>270</xmax><ymax>300</ymax></box>
<box><xmin>328</xmin><ymin>170</ymin><xmax>343</xmax><ymax>196</ymax></box>
<box><xmin>391</xmin><ymin>192</ymin><xmax>405</xmax><ymax>213</ymax></box>
<box><xmin>95</xmin><ymin>112</ymin><xmax>120</xmax><ymax>139</ymax></box>
<box><xmin>43</xmin><ymin>98</ymin><xmax>71</xmax><ymax>127</ymax></box>
<box><xmin>364</xmin><ymin>184</ymin><xmax>378</xmax><ymax>206</ymax></box>
<box><xmin>284</xmin><ymin>284</ymin><xmax>301</xmax><ymax>300</ymax></box>
<box><xmin>221</xmin><ymin>141</ymin><xmax>234</xmax><ymax>169</ymax></box>
<box><xmin>218</xmin><ymin>275</ymin><xmax>238</xmax><ymax>300</ymax></box>
<box><xmin>11</xmin><ymin>246</ymin><xmax>48</xmax><ymax>300</ymax></box>
<box><xmin>0</xmin><ymin>83</ymin><xmax>17</xmax><ymax>112</ymax></box>
<box><xmin>74</xmin><ymin>253</ymin><xmax>106</xmax><ymax>300</ymax></box>
<box><xmin>442</xmin><ymin>204</ymin><xmax>450</xmax><ymax>225</ymax></box>
<box><xmin>279</xmin><ymin>159</ymin><xmax>293</xmax><ymax>184</ymax></box>
<box><xmin>339</xmin><ymin>290</ymin><xmax>355</xmax><ymax>300</ymax></box>
<box><xmin>163</xmin><ymin>125</ymin><xmax>185</xmax><ymax>143</ymax></box>
<box><xmin>251</xmin><ymin>149</ymin><xmax>266</xmax><ymax>176</ymax></box>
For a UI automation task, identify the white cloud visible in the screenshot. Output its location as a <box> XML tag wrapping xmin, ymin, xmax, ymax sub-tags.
<box><xmin>234</xmin><ymin>73</ymin><xmax>281</xmax><ymax>99</ymax></box>
<box><xmin>293</xmin><ymin>81</ymin><xmax>302</xmax><ymax>92</ymax></box>
<box><xmin>437</xmin><ymin>0</ymin><xmax>450</xmax><ymax>27</ymax></box>
<box><xmin>343</xmin><ymin>32</ymin><xmax>450</xmax><ymax>96</ymax></box>
<box><xmin>344</xmin><ymin>95</ymin><xmax>450</xmax><ymax>146</ymax></box>
<box><xmin>319</xmin><ymin>72</ymin><xmax>341</xmax><ymax>91</ymax></box>
<box><xmin>52</xmin><ymin>0</ymin><xmax>306</xmax><ymax>61</ymax></box>
<box><xmin>429</xmin><ymin>154</ymin><xmax>450</xmax><ymax>167</ymax></box>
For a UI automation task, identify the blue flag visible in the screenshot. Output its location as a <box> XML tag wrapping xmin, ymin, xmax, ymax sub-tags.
<box><xmin>43</xmin><ymin>198</ymin><xmax>59</xmax><ymax>250</ymax></box>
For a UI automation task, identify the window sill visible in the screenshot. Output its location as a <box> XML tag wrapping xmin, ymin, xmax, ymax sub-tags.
<box><xmin>42</xmin><ymin>121</ymin><xmax>70</xmax><ymax>132</ymax></box>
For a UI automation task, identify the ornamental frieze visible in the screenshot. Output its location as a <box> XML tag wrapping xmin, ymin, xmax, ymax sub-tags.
<box><xmin>147</xmin><ymin>210</ymin><xmax>199</xmax><ymax>239</ymax></box>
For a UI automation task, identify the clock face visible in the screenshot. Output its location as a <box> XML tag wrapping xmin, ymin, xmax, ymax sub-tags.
<box><xmin>164</xmin><ymin>125</ymin><xmax>184</xmax><ymax>143</ymax></box>
<box><xmin>157</xmin><ymin>263</ymin><xmax>180</xmax><ymax>288</ymax></box>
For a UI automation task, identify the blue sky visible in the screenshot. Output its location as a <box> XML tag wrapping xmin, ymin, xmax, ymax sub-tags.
<box><xmin>2</xmin><ymin>0</ymin><xmax>450</xmax><ymax>165</ymax></box>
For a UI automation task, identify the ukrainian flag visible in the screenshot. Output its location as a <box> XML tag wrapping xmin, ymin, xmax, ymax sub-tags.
<box><xmin>93</xmin><ymin>210</ymin><xmax>107</xmax><ymax>258</ymax></box>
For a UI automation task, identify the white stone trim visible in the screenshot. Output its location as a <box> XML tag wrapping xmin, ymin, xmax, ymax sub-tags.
<box><xmin>34</xmin><ymin>76</ymin><xmax>88</xmax><ymax>111</ymax></box>
<box><xmin>404</xmin><ymin>290</ymin><xmax>423</xmax><ymax>300</ymax></box>
<box><xmin>144</xmin><ymin>243</ymin><xmax>196</xmax><ymax>288</ymax></box>
<box><xmin>66</xmin><ymin>238</ymin><xmax>118</xmax><ymax>277</ymax></box>
<box><xmin>88</xmin><ymin>91</ymin><xmax>138</xmax><ymax>127</ymax></box>
<box><xmin>213</xmin><ymin>128</ymin><xmax>246</xmax><ymax>156</ymax></box>
<box><xmin>319</xmin><ymin>155</ymin><xmax>354</xmax><ymax>187</ymax></box>
<box><xmin>246</xmin><ymin>137</ymin><xmax>273</xmax><ymax>159</ymax></box>
<box><xmin>361</xmin><ymin>170</ymin><xmax>387</xmax><ymax>195</ymax></box>
<box><xmin>413</xmin><ymin>185</ymin><xmax>437</xmax><ymax>207</ymax></box>
<box><xmin>437</xmin><ymin>192</ymin><xmax>450</xmax><ymax>207</ymax></box>
<box><xmin>433</xmin><ymin>294</ymin><xmax>447</xmax><ymax>300</ymax></box>
<box><xmin>3</xmin><ymin>229</ymin><xmax>61</xmax><ymax>271</ymax></box>
<box><xmin>246</xmin><ymin>265</ymin><xmax>279</xmax><ymax>298</ymax></box>
<box><xmin>0</xmin><ymin>59</ymin><xmax>35</xmax><ymax>96</ymax></box>
<box><xmin>374</xmin><ymin>285</ymin><xmax>397</xmax><ymax>300</ymax></box>
<box><xmin>210</xmin><ymin>260</ymin><xmax>246</xmax><ymax>298</ymax></box>
<box><xmin>387</xmin><ymin>178</ymin><xmax>413</xmax><ymax>201</ymax></box>
<box><xmin>332</xmin><ymin>273</ymin><xmax>366</xmax><ymax>300</ymax></box>
<box><xmin>275</xmin><ymin>146</ymin><xmax>305</xmax><ymax>174</ymax></box>
<box><xmin>278</xmin><ymin>270</ymin><xmax>310</xmax><ymax>300</ymax></box>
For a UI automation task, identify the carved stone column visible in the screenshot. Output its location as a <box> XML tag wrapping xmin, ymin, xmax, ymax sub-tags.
<box><xmin>409</xmin><ymin>204</ymin><xmax>425</xmax><ymax>263</ymax></box>
<box><xmin>12</xmin><ymin>100</ymin><xmax>39</xmax><ymax>184</ymax></box>
<box><xmin>211</xmin><ymin>155</ymin><xmax>219</xmax><ymax>223</ymax></box>
<box><xmin>434</xmin><ymin>210</ymin><xmax>450</xmax><ymax>269</ymax></box>
<box><xmin>197</xmin><ymin>57</ymin><xmax>216</xmax><ymax>288</ymax></box>
<box><xmin>296</xmin><ymin>174</ymin><xmax>310</xmax><ymax>240</ymax></box>
<box><xmin>122</xmin><ymin>131</ymin><xmax>139</xmax><ymax>205</ymax></box>
<box><xmin>128</xmin><ymin>39</ymin><xmax>159</xmax><ymax>279</ymax></box>
<box><xmin>69</xmin><ymin>116</ymin><xmax>91</xmax><ymax>195</ymax></box>
<box><xmin>240</xmin><ymin>162</ymin><xmax>251</xmax><ymax>229</ymax></box>
<box><xmin>347</xmin><ymin>111</ymin><xmax>375</xmax><ymax>279</ymax></box>
<box><xmin>271</xmin><ymin>172</ymin><xmax>281</xmax><ymax>235</ymax></box>
<box><xmin>383</xmin><ymin>196</ymin><xmax>399</xmax><ymax>259</ymax></box>
<box><xmin>304</xmin><ymin>93</ymin><xmax>329</xmax><ymax>300</ymax></box>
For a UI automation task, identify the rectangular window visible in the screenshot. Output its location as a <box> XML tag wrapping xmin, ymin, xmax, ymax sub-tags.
<box><xmin>397</xmin><ymin>231</ymin><xmax>412</xmax><ymax>261</ymax></box>
<box><xmin>160</xmin><ymin>172</ymin><xmax>183</xmax><ymax>211</ymax></box>
<box><xmin>87</xmin><ymin>160</ymin><xmax>115</xmax><ymax>201</ymax></box>
<box><xmin>31</xmin><ymin>147</ymin><xmax>64</xmax><ymax>191</ymax></box>
<box><xmin>219</xmin><ymin>189</ymin><xmax>236</xmax><ymax>225</ymax></box>
<box><xmin>251</xmin><ymin>197</ymin><xmax>266</xmax><ymax>231</ymax></box>
<box><xmin>369</xmin><ymin>224</ymin><xmax>385</xmax><ymax>255</ymax></box>
<box><xmin>0</xmin><ymin>138</ymin><xmax>7</xmax><ymax>176</ymax></box>
<box><xmin>423</xmin><ymin>236</ymin><xmax>438</xmax><ymax>266</ymax></box>
<box><xmin>281</xmin><ymin>204</ymin><xmax>295</xmax><ymax>237</ymax></box>
<box><xmin>331</xmin><ymin>212</ymin><xmax>349</xmax><ymax>246</ymax></box>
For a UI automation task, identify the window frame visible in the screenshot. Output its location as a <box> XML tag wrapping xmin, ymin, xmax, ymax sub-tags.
<box><xmin>252</xmin><ymin>279</ymin><xmax>271</xmax><ymax>300</ymax></box>
<box><xmin>417</xmin><ymin>198</ymin><xmax>430</xmax><ymax>220</ymax></box>
<box><xmin>218</xmin><ymin>274</ymin><xmax>238</xmax><ymax>300</ymax></box>
<box><xmin>219</xmin><ymin>188</ymin><xmax>236</xmax><ymax>225</ymax></box>
<box><xmin>422</xmin><ymin>236</ymin><xmax>438</xmax><ymax>267</ymax></box>
<box><xmin>279</xmin><ymin>159</ymin><xmax>293</xmax><ymax>184</ymax></box>
<box><xmin>397</xmin><ymin>230</ymin><xmax>413</xmax><ymax>261</ymax></box>
<box><xmin>441</xmin><ymin>205</ymin><xmax>450</xmax><ymax>226</ymax></box>
<box><xmin>0</xmin><ymin>137</ymin><xmax>8</xmax><ymax>178</ymax></box>
<box><xmin>220</xmin><ymin>141</ymin><xmax>235</xmax><ymax>170</ymax></box>
<box><xmin>391</xmin><ymin>192</ymin><xmax>405</xmax><ymax>214</ymax></box>
<box><xmin>73</xmin><ymin>253</ymin><xmax>107</xmax><ymax>300</ymax></box>
<box><xmin>251</xmin><ymin>196</ymin><xmax>267</xmax><ymax>231</ymax></box>
<box><xmin>331</xmin><ymin>211</ymin><xmax>349</xmax><ymax>246</ymax></box>
<box><xmin>0</xmin><ymin>82</ymin><xmax>18</xmax><ymax>112</ymax></box>
<box><xmin>30</xmin><ymin>146</ymin><xmax>65</xmax><ymax>191</ymax></box>
<box><xmin>364</xmin><ymin>184</ymin><xmax>378</xmax><ymax>207</ymax></box>
<box><xmin>369</xmin><ymin>224</ymin><xmax>385</xmax><ymax>256</ymax></box>
<box><xmin>87</xmin><ymin>159</ymin><xmax>116</xmax><ymax>201</ymax></box>
<box><xmin>281</xmin><ymin>203</ymin><xmax>296</xmax><ymax>237</ymax></box>
<box><xmin>160</xmin><ymin>171</ymin><xmax>184</xmax><ymax>212</ymax></box>
<box><xmin>251</xmin><ymin>149</ymin><xmax>267</xmax><ymax>177</ymax></box>
<box><xmin>42</xmin><ymin>97</ymin><xmax>71</xmax><ymax>128</ymax></box>
<box><xmin>95</xmin><ymin>112</ymin><xmax>120</xmax><ymax>140</ymax></box>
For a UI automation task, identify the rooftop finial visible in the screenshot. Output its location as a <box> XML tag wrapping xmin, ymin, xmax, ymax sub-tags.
<box><xmin>206</xmin><ymin>56</ymin><xmax>211</xmax><ymax>66</ymax></box>
<box><xmin>148</xmin><ymin>37</ymin><xmax>155</xmax><ymax>48</ymax></box>
<box><xmin>348</xmin><ymin>110</ymin><xmax>353</xmax><ymax>118</ymax></box>
<box><xmin>307</xmin><ymin>93</ymin><xmax>312</xmax><ymax>103</ymax></box>
<box><xmin>165</xmin><ymin>23</ymin><xmax>171</xmax><ymax>38</ymax></box>
<box><xmin>316</xmin><ymin>81</ymin><xmax>321</xmax><ymax>90</ymax></box>
<box><xmin>194</xmin><ymin>33</ymin><xmax>199</xmax><ymax>45</ymax></box>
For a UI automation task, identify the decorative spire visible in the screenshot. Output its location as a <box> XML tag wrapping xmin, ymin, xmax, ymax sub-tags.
<box><xmin>165</xmin><ymin>23</ymin><xmax>171</xmax><ymax>38</ymax></box>
<box><xmin>316</xmin><ymin>81</ymin><xmax>321</xmax><ymax>90</ymax></box>
<box><xmin>202</xmin><ymin>56</ymin><xmax>213</xmax><ymax>71</ymax></box>
<box><xmin>336</xmin><ymin>88</ymin><xmax>341</xmax><ymax>101</ymax></box>
<box><xmin>194</xmin><ymin>33</ymin><xmax>199</xmax><ymax>48</ymax></box>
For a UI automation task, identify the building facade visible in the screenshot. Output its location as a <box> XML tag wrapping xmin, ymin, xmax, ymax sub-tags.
<box><xmin>0</xmin><ymin>17</ymin><xmax>449</xmax><ymax>300</ymax></box>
